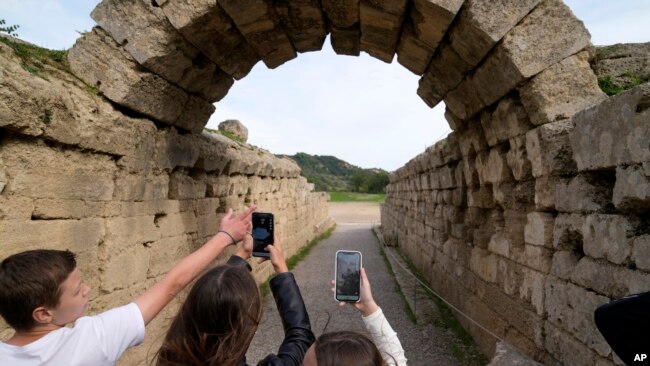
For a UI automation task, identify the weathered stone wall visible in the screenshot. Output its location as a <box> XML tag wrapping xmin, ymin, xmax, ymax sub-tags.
<box><xmin>0</xmin><ymin>41</ymin><xmax>333</xmax><ymax>364</ymax></box>
<box><xmin>382</xmin><ymin>82</ymin><xmax>649</xmax><ymax>364</ymax></box>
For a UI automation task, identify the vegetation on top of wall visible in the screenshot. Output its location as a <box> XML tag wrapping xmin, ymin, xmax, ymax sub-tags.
<box><xmin>598</xmin><ymin>73</ymin><xmax>648</xmax><ymax>96</ymax></box>
<box><xmin>204</xmin><ymin>127</ymin><xmax>245</xmax><ymax>144</ymax></box>
<box><xmin>0</xmin><ymin>34</ymin><xmax>70</xmax><ymax>75</ymax></box>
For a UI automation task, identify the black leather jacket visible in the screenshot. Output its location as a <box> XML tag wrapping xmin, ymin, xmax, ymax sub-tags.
<box><xmin>227</xmin><ymin>256</ymin><xmax>315</xmax><ymax>366</ymax></box>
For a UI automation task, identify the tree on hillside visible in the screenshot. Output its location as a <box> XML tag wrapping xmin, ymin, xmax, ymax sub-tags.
<box><xmin>350</xmin><ymin>171</ymin><xmax>369</xmax><ymax>192</ymax></box>
<box><xmin>0</xmin><ymin>19</ymin><xmax>19</xmax><ymax>37</ymax></box>
<box><xmin>366</xmin><ymin>172</ymin><xmax>389</xmax><ymax>193</ymax></box>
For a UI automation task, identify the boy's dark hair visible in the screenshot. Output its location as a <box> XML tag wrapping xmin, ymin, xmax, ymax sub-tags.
<box><xmin>0</xmin><ymin>249</ymin><xmax>77</xmax><ymax>331</ymax></box>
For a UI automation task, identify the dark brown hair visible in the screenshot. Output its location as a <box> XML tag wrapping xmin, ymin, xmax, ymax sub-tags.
<box><xmin>314</xmin><ymin>331</ymin><xmax>388</xmax><ymax>366</ymax></box>
<box><xmin>0</xmin><ymin>249</ymin><xmax>77</xmax><ymax>331</ymax></box>
<box><xmin>155</xmin><ymin>264</ymin><xmax>263</xmax><ymax>366</ymax></box>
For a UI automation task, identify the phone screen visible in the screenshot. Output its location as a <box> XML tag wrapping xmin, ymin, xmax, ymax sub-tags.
<box><xmin>335</xmin><ymin>251</ymin><xmax>362</xmax><ymax>302</ymax></box>
<box><xmin>252</xmin><ymin>212</ymin><xmax>274</xmax><ymax>258</ymax></box>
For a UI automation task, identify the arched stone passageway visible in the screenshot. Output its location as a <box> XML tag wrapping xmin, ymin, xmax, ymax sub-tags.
<box><xmin>1</xmin><ymin>0</ymin><xmax>648</xmax><ymax>365</ymax></box>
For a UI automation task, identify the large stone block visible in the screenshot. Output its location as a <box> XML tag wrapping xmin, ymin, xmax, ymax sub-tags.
<box><xmin>571</xmin><ymin>257</ymin><xmax>650</xmax><ymax>298</ymax></box>
<box><xmin>555</xmin><ymin>173</ymin><xmax>614</xmax><ymax>213</ymax></box>
<box><xmin>154</xmin><ymin>128</ymin><xmax>201</xmax><ymax>171</ymax></box>
<box><xmin>525</xmin><ymin>212</ymin><xmax>555</xmax><ymax>248</ymax></box>
<box><xmin>507</xmin><ymin>136</ymin><xmax>533</xmax><ymax>181</ymax></box>
<box><xmin>218</xmin><ymin>0</ymin><xmax>297</xmax><ymax>68</ymax></box>
<box><xmin>92</xmin><ymin>0</ymin><xmax>233</xmax><ymax>102</ymax></box>
<box><xmin>396</xmin><ymin>22</ymin><xmax>434</xmax><ymax>75</ymax></box>
<box><xmin>274</xmin><ymin>0</ymin><xmax>327</xmax><ymax>53</ymax></box>
<box><xmin>534</xmin><ymin>175</ymin><xmax>562</xmax><ymax>211</ymax></box>
<box><xmin>2</xmin><ymin>140</ymin><xmax>116</xmax><ymax>201</ymax></box>
<box><xmin>613</xmin><ymin>164</ymin><xmax>650</xmax><ymax>211</ymax></box>
<box><xmin>480</xmin><ymin>97</ymin><xmax>534</xmax><ymax>147</ymax></box>
<box><xmin>0</xmin><ymin>195</ymin><xmax>33</xmax><ymax>220</ymax></box>
<box><xmin>105</xmin><ymin>215</ymin><xmax>160</xmax><ymax>244</ymax></box>
<box><xmin>570</xmin><ymin>88</ymin><xmax>650</xmax><ymax>170</ymax></box>
<box><xmin>475</xmin><ymin>147</ymin><xmax>514</xmax><ymax>185</ymax></box>
<box><xmin>582</xmin><ymin>214</ymin><xmax>635</xmax><ymax>265</ymax></box>
<box><xmin>456</xmin><ymin>118</ymin><xmax>488</xmax><ymax>157</ymax></box>
<box><xmin>411</xmin><ymin>0</ymin><xmax>463</xmax><ymax>50</ymax></box>
<box><xmin>631</xmin><ymin>235</ymin><xmax>650</xmax><ymax>272</ymax></box>
<box><xmin>552</xmin><ymin>213</ymin><xmax>585</xmax><ymax>251</ymax></box>
<box><xmin>329</xmin><ymin>25</ymin><xmax>361</xmax><ymax>56</ymax></box>
<box><xmin>322</xmin><ymin>0</ymin><xmax>360</xmax><ymax>28</ymax></box>
<box><xmin>68</xmin><ymin>28</ymin><xmax>214</xmax><ymax>131</ymax></box>
<box><xmin>0</xmin><ymin>219</ymin><xmax>104</xmax><ymax>257</ymax></box>
<box><xmin>113</xmin><ymin>173</ymin><xmax>170</xmax><ymax>201</ymax></box>
<box><xmin>544</xmin><ymin>321</ymin><xmax>597</xmax><ymax>366</ymax></box>
<box><xmin>101</xmin><ymin>245</ymin><xmax>150</xmax><ymax>292</ymax></box>
<box><xmin>470</xmin><ymin>247</ymin><xmax>498</xmax><ymax>283</ymax></box>
<box><xmin>420</xmin><ymin>0</ymin><xmax>541</xmax><ymax>107</ymax></box>
<box><xmin>359</xmin><ymin>0</ymin><xmax>406</xmax><ymax>63</ymax></box>
<box><xmin>519</xmin><ymin>267</ymin><xmax>545</xmax><ymax>316</ymax></box>
<box><xmin>550</xmin><ymin>251</ymin><xmax>580</xmax><ymax>280</ymax></box>
<box><xmin>469</xmin><ymin>0</ymin><xmax>591</xmax><ymax>112</ymax></box>
<box><xmin>155</xmin><ymin>0</ymin><xmax>259</xmax><ymax>79</ymax></box>
<box><xmin>169</xmin><ymin>171</ymin><xmax>207</xmax><ymax>199</ymax></box>
<box><xmin>155</xmin><ymin>212</ymin><xmax>199</xmax><ymax>238</ymax></box>
<box><xmin>526</xmin><ymin>120</ymin><xmax>577</xmax><ymax>178</ymax></box>
<box><xmin>32</xmin><ymin>199</ymin><xmax>103</xmax><ymax>220</ymax></box>
<box><xmin>519</xmin><ymin>51</ymin><xmax>606</xmax><ymax>126</ymax></box>
<box><xmin>417</xmin><ymin>45</ymin><xmax>470</xmax><ymax>108</ymax></box>
<box><xmin>545</xmin><ymin>279</ymin><xmax>611</xmax><ymax>357</ymax></box>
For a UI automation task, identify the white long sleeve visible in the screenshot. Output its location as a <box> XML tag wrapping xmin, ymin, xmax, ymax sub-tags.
<box><xmin>362</xmin><ymin>308</ymin><xmax>408</xmax><ymax>366</ymax></box>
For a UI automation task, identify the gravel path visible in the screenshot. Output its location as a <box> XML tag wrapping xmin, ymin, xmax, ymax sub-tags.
<box><xmin>246</xmin><ymin>223</ymin><xmax>461</xmax><ymax>366</ymax></box>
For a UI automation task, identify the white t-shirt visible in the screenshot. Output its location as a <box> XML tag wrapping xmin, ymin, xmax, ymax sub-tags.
<box><xmin>362</xmin><ymin>308</ymin><xmax>408</xmax><ymax>366</ymax></box>
<box><xmin>0</xmin><ymin>303</ymin><xmax>145</xmax><ymax>366</ymax></box>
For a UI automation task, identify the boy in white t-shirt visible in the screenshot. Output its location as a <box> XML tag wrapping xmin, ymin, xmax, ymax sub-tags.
<box><xmin>0</xmin><ymin>206</ymin><xmax>255</xmax><ymax>365</ymax></box>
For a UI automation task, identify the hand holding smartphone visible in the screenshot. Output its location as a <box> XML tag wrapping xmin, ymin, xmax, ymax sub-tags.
<box><xmin>334</xmin><ymin>250</ymin><xmax>362</xmax><ymax>302</ymax></box>
<box><xmin>252</xmin><ymin>212</ymin><xmax>274</xmax><ymax>258</ymax></box>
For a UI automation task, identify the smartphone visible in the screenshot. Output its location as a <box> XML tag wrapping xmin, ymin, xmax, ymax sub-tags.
<box><xmin>252</xmin><ymin>212</ymin><xmax>274</xmax><ymax>258</ymax></box>
<box><xmin>334</xmin><ymin>250</ymin><xmax>362</xmax><ymax>302</ymax></box>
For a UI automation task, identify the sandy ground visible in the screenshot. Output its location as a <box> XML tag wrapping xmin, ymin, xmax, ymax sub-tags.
<box><xmin>327</xmin><ymin>202</ymin><xmax>381</xmax><ymax>224</ymax></box>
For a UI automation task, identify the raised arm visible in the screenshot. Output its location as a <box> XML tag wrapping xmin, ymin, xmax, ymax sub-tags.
<box><xmin>135</xmin><ymin>206</ymin><xmax>255</xmax><ymax>325</ymax></box>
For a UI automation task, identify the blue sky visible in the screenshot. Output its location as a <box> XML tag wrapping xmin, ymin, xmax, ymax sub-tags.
<box><xmin>1</xmin><ymin>1</ymin><xmax>648</xmax><ymax>170</ymax></box>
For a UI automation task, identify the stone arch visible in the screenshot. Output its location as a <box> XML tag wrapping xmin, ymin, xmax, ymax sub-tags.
<box><xmin>60</xmin><ymin>1</ymin><xmax>649</xmax><ymax>365</ymax></box>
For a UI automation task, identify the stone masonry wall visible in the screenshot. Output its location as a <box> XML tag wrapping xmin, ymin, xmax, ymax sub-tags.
<box><xmin>0</xmin><ymin>41</ymin><xmax>333</xmax><ymax>364</ymax></box>
<box><xmin>382</xmin><ymin>84</ymin><xmax>649</xmax><ymax>365</ymax></box>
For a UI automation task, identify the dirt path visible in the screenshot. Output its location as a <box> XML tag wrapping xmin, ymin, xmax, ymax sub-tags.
<box><xmin>327</xmin><ymin>202</ymin><xmax>381</xmax><ymax>224</ymax></box>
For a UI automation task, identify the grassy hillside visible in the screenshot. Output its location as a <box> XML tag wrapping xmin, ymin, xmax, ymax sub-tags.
<box><xmin>278</xmin><ymin>152</ymin><xmax>389</xmax><ymax>193</ymax></box>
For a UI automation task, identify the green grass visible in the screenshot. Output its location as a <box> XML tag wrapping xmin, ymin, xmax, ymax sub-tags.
<box><xmin>0</xmin><ymin>36</ymin><xmax>69</xmax><ymax>75</ymax></box>
<box><xmin>328</xmin><ymin>191</ymin><xmax>386</xmax><ymax>203</ymax></box>
<box><xmin>204</xmin><ymin>127</ymin><xmax>245</xmax><ymax>144</ymax></box>
<box><xmin>259</xmin><ymin>225</ymin><xmax>336</xmax><ymax>297</ymax></box>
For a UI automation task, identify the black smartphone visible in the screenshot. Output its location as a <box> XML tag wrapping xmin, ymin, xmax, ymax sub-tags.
<box><xmin>334</xmin><ymin>250</ymin><xmax>362</xmax><ymax>302</ymax></box>
<box><xmin>252</xmin><ymin>212</ymin><xmax>274</xmax><ymax>258</ymax></box>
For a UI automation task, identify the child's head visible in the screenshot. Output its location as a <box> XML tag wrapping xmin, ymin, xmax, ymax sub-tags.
<box><xmin>0</xmin><ymin>249</ymin><xmax>90</xmax><ymax>331</ymax></box>
<box><xmin>156</xmin><ymin>264</ymin><xmax>263</xmax><ymax>366</ymax></box>
<box><xmin>302</xmin><ymin>331</ymin><xmax>387</xmax><ymax>366</ymax></box>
